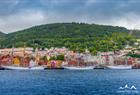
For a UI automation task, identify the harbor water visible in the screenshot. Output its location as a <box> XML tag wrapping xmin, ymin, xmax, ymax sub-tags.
<box><xmin>0</xmin><ymin>69</ymin><xmax>140</xmax><ymax>95</ymax></box>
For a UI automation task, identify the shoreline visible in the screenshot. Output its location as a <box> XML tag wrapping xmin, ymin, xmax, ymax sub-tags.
<box><xmin>1</xmin><ymin>67</ymin><xmax>140</xmax><ymax>70</ymax></box>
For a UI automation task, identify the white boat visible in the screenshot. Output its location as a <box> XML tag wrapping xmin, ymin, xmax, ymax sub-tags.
<box><xmin>106</xmin><ymin>65</ymin><xmax>132</xmax><ymax>69</ymax></box>
<box><xmin>105</xmin><ymin>54</ymin><xmax>132</xmax><ymax>69</ymax></box>
<box><xmin>1</xmin><ymin>65</ymin><xmax>45</xmax><ymax>70</ymax></box>
<box><xmin>63</xmin><ymin>66</ymin><xmax>94</xmax><ymax>70</ymax></box>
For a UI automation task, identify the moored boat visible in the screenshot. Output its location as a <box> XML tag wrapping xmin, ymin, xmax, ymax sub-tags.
<box><xmin>63</xmin><ymin>65</ymin><xmax>94</xmax><ymax>70</ymax></box>
<box><xmin>105</xmin><ymin>54</ymin><xmax>132</xmax><ymax>70</ymax></box>
<box><xmin>1</xmin><ymin>44</ymin><xmax>45</xmax><ymax>70</ymax></box>
<box><xmin>106</xmin><ymin>65</ymin><xmax>132</xmax><ymax>70</ymax></box>
<box><xmin>1</xmin><ymin>65</ymin><xmax>45</xmax><ymax>70</ymax></box>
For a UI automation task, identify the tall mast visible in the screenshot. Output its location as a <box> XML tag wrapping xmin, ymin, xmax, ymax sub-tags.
<box><xmin>11</xmin><ymin>44</ymin><xmax>14</xmax><ymax>64</ymax></box>
<box><xmin>23</xmin><ymin>42</ymin><xmax>26</xmax><ymax>55</ymax></box>
<box><xmin>23</xmin><ymin>43</ymin><xmax>26</xmax><ymax>66</ymax></box>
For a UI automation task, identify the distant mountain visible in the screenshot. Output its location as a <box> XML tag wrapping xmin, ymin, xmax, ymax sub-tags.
<box><xmin>0</xmin><ymin>31</ymin><xmax>5</xmax><ymax>37</ymax></box>
<box><xmin>0</xmin><ymin>23</ymin><xmax>135</xmax><ymax>53</ymax></box>
<box><xmin>130</xmin><ymin>29</ymin><xmax>140</xmax><ymax>38</ymax></box>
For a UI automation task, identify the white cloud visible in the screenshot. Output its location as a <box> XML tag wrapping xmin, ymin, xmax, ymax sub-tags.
<box><xmin>96</xmin><ymin>13</ymin><xmax>140</xmax><ymax>29</ymax></box>
<box><xmin>0</xmin><ymin>10</ymin><xmax>47</xmax><ymax>33</ymax></box>
<box><xmin>1</xmin><ymin>8</ymin><xmax>140</xmax><ymax>34</ymax></box>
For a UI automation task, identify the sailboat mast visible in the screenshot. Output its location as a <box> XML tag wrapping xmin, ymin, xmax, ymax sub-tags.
<box><xmin>125</xmin><ymin>57</ymin><xmax>127</xmax><ymax>65</ymax></box>
<box><xmin>23</xmin><ymin>43</ymin><xmax>26</xmax><ymax>66</ymax></box>
<box><xmin>23</xmin><ymin>43</ymin><xmax>26</xmax><ymax>55</ymax></box>
<box><xmin>11</xmin><ymin>44</ymin><xmax>14</xmax><ymax>64</ymax></box>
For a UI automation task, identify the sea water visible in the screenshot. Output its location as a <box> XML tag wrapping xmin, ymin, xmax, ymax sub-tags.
<box><xmin>0</xmin><ymin>69</ymin><xmax>140</xmax><ymax>95</ymax></box>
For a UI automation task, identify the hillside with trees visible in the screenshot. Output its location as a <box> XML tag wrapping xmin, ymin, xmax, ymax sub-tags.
<box><xmin>0</xmin><ymin>23</ymin><xmax>136</xmax><ymax>54</ymax></box>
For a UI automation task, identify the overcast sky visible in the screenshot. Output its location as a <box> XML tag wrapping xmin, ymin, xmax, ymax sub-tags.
<box><xmin>0</xmin><ymin>0</ymin><xmax>140</xmax><ymax>33</ymax></box>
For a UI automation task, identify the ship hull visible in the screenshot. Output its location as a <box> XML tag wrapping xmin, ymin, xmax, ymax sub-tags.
<box><xmin>106</xmin><ymin>65</ymin><xmax>132</xmax><ymax>70</ymax></box>
<box><xmin>1</xmin><ymin>65</ymin><xmax>45</xmax><ymax>70</ymax></box>
<box><xmin>63</xmin><ymin>66</ymin><xmax>94</xmax><ymax>70</ymax></box>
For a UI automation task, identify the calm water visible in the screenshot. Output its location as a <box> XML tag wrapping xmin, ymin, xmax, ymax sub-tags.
<box><xmin>0</xmin><ymin>69</ymin><xmax>140</xmax><ymax>95</ymax></box>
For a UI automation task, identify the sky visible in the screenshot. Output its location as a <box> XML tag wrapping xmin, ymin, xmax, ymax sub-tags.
<box><xmin>0</xmin><ymin>0</ymin><xmax>140</xmax><ymax>33</ymax></box>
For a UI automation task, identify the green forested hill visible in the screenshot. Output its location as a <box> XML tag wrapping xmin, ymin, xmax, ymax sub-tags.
<box><xmin>0</xmin><ymin>23</ymin><xmax>136</xmax><ymax>53</ymax></box>
<box><xmin>0</xmin><ymin>32</ymin><xmax>5</xmax><ymax>42</ymax></box>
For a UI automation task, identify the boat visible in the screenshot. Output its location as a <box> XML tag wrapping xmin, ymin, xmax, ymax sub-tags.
<box><xmin>63</xmin><ymin>51</ymin><xmax>95</xmax><ymax>70</ymax></box>
<box><xmin>1</xmin><ymin>58</ymin><xmax>45</xmax><ymax>70</ymax></box>
<box><xmin>1</xmin><ymin>57</ymin><xmax>45</xmax><ymax>70</ymax></box>
<box><xmin>106</xmin><ymin>55</ymin><xmax>132</xmax><ymax>69</ymax></box>
<box><xmin>63</xmin><ymin>65</ymin><xmax>94</xmax><ymax>70</ymax></box>
<box><xmin>1</xmin><ymin>44</ymin><xmax>45</xmax><ymax>70</ymax></box>
<box><xmin>1</xmin><ymin>65</ymin><xmax>45</xmax><ymax>70</ymax></box>
<box><xmin>62</xmin><ymin>60</ymin><xmax>94</xmax><ymax>70</ymax></box>
<box><xmin>106</xmin><ymin>65</ymin><xmax>132</xmax><ymax>69</ymax></box>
